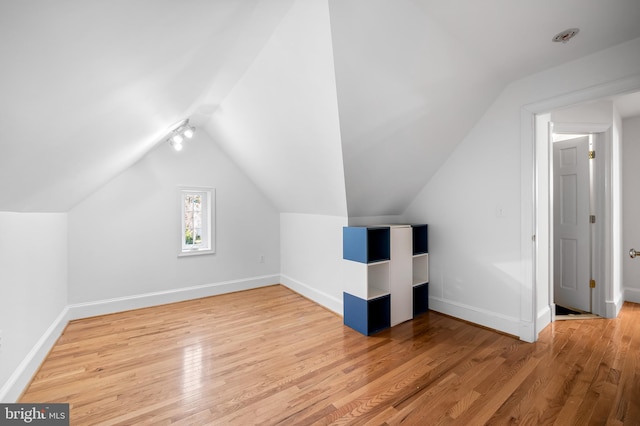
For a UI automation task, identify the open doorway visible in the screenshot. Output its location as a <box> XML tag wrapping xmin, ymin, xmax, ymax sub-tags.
<box><xmin>521</xmin><ymin>75</ymin><xmax>640</xmax><ymax>342</ymax></box>
<box><xmin>546</xmin><ymin>100</ymin><xmax>623</xmax><ymax>321</ymax></box>
<box><xmin>532</xmin><ymin>96</ymin><xmax>628</xmax><ymax>329</ymax></box>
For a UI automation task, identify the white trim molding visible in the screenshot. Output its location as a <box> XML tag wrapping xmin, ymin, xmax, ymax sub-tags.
<box><xmin>606</xmin><ymin>294</ymin><xmax>624</xmax><ymax>318</ymax></box>
<box><xmin>67</xmin><ymin>275</ymin><xmax>279</xmax><ymax>321</ymax></box>
<box><xmin>280</xmin><ymin>274</ymin><xmax>342</xmax><ymax>315</ymax></box>
<box><xmin>624</xmin><ymin>287</ymin><xmax>640</xmax><ymax>304</ymax></box>
<box><xmin>0</xmin><ymin>308</ymin><xmax>70</xmax><ymax>403</ymax></box>
<box><xmin>536</xmin><ymin>304</ymin><xmax>553</xmax><ymax>336</ymax></box>
<box><xmin>429</xmin><ymin>296</ymin><xmax>522</xmax><ymax>340</ymax></box>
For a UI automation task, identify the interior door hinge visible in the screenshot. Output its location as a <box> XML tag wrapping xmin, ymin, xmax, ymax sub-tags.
<box><xmin>590</xmin><ymin>215</ymin><xmax>596</xmax><ymax>224</ymax></box>
<box><xmin>589</xmin><ymin>150</ymin><xmax>596</xmax><ymax>159</ymax></box>
<box><xmin>590</xmin><ymin>279</ymin><xmax>596</xmax><ymax>288</ymax></box>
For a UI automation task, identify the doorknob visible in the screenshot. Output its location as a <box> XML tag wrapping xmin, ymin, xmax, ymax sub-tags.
<box><xmin>630</xmin><ymin>248</ymin><xmax>640</xmax><ymax>259</ymax></box>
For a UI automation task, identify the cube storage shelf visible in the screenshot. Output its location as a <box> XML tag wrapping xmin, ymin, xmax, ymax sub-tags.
<box><xmin>343</xmin><ymin>224</ymin><xmax>428</xmax><ymax>335</ymax></box>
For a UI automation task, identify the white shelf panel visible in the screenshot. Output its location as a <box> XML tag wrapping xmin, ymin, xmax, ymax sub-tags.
<box><xmin>390</xmin><ymin>225</ymin><xmax>412</xmax><ymax>326</ymax></box>
<box><xmin>368</xmin><ymin>287</ymin><xmax>390</xmax><ymax>300</ymax></box>
<box><xmin>368</xmin><ymin>259</ymin><xmax>390</xmax><ymax>266</ymax></box>
<box><xmin>367</xmin><ymin>261</ymin><xmax>390</xmax><ymax>299</ymax></box>
<box><xmin>412</xmin><ymin>253</ymin><xmax>429</xmax><ymax>286</ymax></box>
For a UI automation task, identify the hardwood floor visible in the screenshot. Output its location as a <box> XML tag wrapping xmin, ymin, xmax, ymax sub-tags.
<box><xmin>20</xmin><ymin>285</ymin><xmax>640</xmax><ymax>425</ymax></box>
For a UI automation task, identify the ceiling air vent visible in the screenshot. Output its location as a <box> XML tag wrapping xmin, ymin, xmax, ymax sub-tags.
<box><xmin>552</xmin><ymin>28</ymin><xmax>579</xmax><ymax>43</ymax></box>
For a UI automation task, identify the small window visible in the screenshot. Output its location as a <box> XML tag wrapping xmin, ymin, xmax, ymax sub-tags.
<box><xmin>179</xmin><ymin>187</ymin><xmax>215</xmax><ymax>256</ymax></box>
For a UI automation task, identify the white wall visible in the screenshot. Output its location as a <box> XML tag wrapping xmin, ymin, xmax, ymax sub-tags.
<box><xmin>280</xmin><ymin>213</ymin><xmax>347</xmax><ymax>314</ymax></box>
<box><xmin>403</xmin><ymin>87</ymin><xmax>523</xmax><ymax>336</ymax></box>
<box><xmin>68</xmin><ymin>131</ymin><xmax>281</xmax><ymax>311</ymax></box>
<box><xmin>623</xmin><ymin>115</ymin><xmax>640</xmax><ymax>302</ymax></box>
<box><xmin>0</xmin><ymin>212</ymin><xmax>68</xmax><ymax>401</ymax></box>
<box><xmin>348</xmin><ymin>215</ymin><xmax>404</xmax><ymax>227</ymax></box>
<box><xmin>403</xmin><ymin>37</ymin><xmax>640</xmax><ymax>340</ymax></box>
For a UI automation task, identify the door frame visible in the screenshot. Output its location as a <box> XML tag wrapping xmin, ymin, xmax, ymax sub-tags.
<box><xmin>519</xmin><ymin>73</ymin><xmax>640</xmax><ymax>342</ymax></box>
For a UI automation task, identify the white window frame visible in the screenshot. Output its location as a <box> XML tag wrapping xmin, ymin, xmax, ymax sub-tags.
<box><xmin>179</xmin><ymin>187</ymin><xmax>215</xmax><ymax>257</ymax></box>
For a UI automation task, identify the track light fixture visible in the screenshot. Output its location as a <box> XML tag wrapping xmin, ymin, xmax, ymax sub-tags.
<box><xmin>168</xmin><ymin>119</ymin><xmax>196</xmax><ymax>151</ymax></box>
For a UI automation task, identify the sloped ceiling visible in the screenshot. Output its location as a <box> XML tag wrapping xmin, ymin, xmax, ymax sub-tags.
<box><xmin>1</xmin><ymin>0</ymin><xmax>640</xmax><ymax>215</ymax></box>
<box><xmin>0</xmin><ymin>0</ymin><xmax>294</xmax><ymax>212</ymax></box>
<box><xmin>329</xmin><ymin>0</ymin><xmax>640</xmax><ymax>217</ymax></box>
<box><xmin>203</xmin><ymin>0</ymin><xmax>347</xmax><ymax>216</ymax></box>
<box><xmin>329</xmin><ymin>0</ymin><xmax>503</xmax><ymax>217</ymax></box>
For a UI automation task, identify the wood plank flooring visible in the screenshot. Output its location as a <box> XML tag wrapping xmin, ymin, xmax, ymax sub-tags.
<box><xmin>20</xmin><ymin>285</ymin><xmax>640</xmax><ymax>425</ymax></box>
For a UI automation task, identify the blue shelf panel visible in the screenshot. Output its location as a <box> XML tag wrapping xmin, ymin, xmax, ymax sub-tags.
<box><xmin>344</xmin><ymin>292</ymin><xmax>390</xmax><ymax>335</ymax></box>
<box><xmin>413</xmin><ymin>283</ymin><xmax>429</xmax><ymax>316</ymax></box>
<box><xmin>343</xmin><ymin>227</ymin><xmax>390</xmax><ymax>263</ymax></box>
<box><xmin>412</xmin><ymin>224</ymin><xmax>428</xmax><ymax>255</ymax></box>
<box><xmin>343</xmin><ymin>227</ymin><xmax>368</xmax><ymax>263</ymax></box>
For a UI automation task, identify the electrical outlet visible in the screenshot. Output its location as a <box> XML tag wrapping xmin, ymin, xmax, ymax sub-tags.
<box><xmin>259</xmin><ymin>254</ymin><xmax>265</xmax><ymax>263</ymax></box>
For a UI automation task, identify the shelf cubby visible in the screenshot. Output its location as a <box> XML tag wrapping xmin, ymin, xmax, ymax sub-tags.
<box><xmin>412</xmin><ymin>224</ymin><xmax>428</xmax><ymax>255</ymax></box>
<box><xmin>343</xmin><ymin>226</ymin><xmax>390</xmax><ymax>263</ymax></box>
<box><xmin>367</xmin><ymin>261</ymin><xmax>390</xmax><ymax>299</ymax></box>
<box><xmin>343</xmin><ymin>292</ymin><xmax>390</xmax><ymax>336</ymax></box>
<box><xmin>413</xmin><ymin>283</ymin><xmax>429</xmax><ymax>316</ymax></box>
<box><xmin>412</xmin><ymin>253</ymin><xmax>429</xmax><ymax>286</ymax></box>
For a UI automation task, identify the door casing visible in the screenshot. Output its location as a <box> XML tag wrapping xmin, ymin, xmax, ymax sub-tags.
<box><xmin>518</xmin><ymin>74</ymin><xmax>640</xmax><ymax>342</ymax></box>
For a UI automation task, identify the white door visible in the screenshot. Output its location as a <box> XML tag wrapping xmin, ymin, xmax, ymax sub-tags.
<box><xmin>553</xmin><ymin>136</ymin><xmax>591</xmax><ymax>312</ymax></box>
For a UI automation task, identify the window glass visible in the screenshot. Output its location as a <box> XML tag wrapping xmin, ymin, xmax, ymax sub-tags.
<box><xmin>180</xmin><ymin>188</ymin><xmax>214</xmax><ymax>256</ymax></box>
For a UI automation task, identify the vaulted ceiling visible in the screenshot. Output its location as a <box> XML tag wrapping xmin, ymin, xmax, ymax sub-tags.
<box><xmin>1</xmin><ymin>0</ymin><xmax>640</xmax><ymax>214</ymax></box>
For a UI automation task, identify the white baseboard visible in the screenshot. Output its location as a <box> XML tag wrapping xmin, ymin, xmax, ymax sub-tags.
<box><xmin>67</xmin><ymin>275</ymin><xmax>280</xmax><ymax>320</ymax></box>
<box><xmin>624</xmin><ymin>287</ymin><xmax>640</xmax><ymax>304</ymax></box>
<box><xmin>605</xmin><ymin>293</ymin><xmax>624</xmax><ymax>318</ymax></box>
<box><xmin>519</xmin><ymin>320</ymin><xmax>535</xmax><ymax>343</ymax></box>
<box><xmin>0</xmin><ymin>307</ymin><xmax>70</xmax><ymax>403</ymax></box>
<box><xmin>428</xmin><ymin>296</ymin><xmax>522</xmax><ymax>339</ymax></box>
<box><xmin>536</xmin><ymin>304</ymin><xmax>553</xmax><ymax>336</ymax></box>
<box><xmin>280</xmin><ymin>274</ymin><xmax>342</xmax><ymax>315</ymax></box>
<box><xmin>0</xmin><ymin>275</ymin><xmax>279</xmax><ymax>402</ymax></box>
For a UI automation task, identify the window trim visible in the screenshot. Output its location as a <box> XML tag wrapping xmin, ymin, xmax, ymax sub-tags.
<box><xmin>178</xmin><ymin>187</ymin><xmax>215</xmax><ymax>257</ymax></box>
